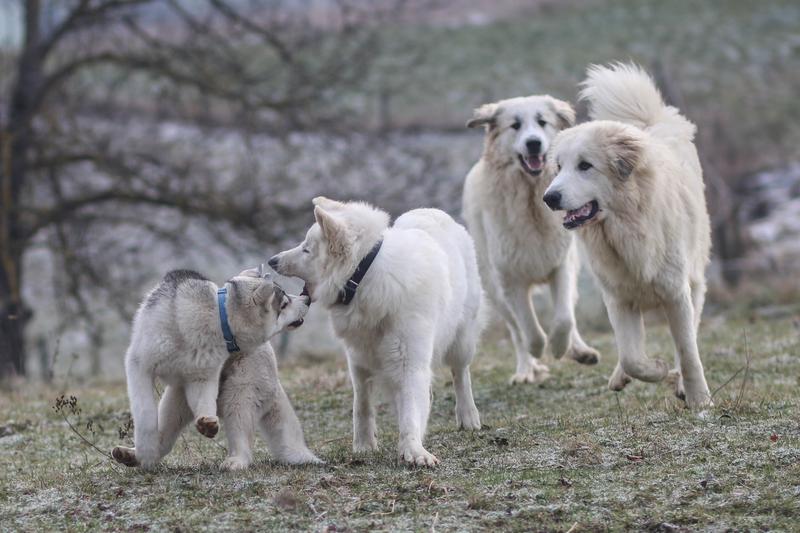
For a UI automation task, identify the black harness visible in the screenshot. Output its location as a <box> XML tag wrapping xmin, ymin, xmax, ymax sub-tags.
<box><xmin>336</xmin><ymin>240</ymin><xmax>383</xmax><ymax>306</ymax></box>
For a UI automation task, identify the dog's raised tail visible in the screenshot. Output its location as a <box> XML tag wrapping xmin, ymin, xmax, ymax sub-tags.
<box><xmin>580</xmin><ymin>62</ymin><xmax>695</xmax><ymax>139</ymax></box>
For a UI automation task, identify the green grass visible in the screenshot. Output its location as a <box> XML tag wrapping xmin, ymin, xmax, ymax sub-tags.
<box><xmin>2</xmin><ymin>312</ymin><xmax>799</xmax><ymax>531</ymax></box>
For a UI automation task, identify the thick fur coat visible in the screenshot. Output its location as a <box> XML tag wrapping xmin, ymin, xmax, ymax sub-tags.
<box><xmin>112</xmin><ymin>269</ymin><xmax>319</xmax><ymax>469</ymax></box>
<box><xmin>269</xmin><ymin>198</ymin><xmax>483</xmax><ymax>466</ymax></box>
<box><xmin>463</xmin><ymin>95</ymin><xmax>600</xmax><ymax>384</ymax></box>
<box><xmin>544</xmin><ymin>63</ymin><xmax>713</xmax><ymax>409</ymax></box>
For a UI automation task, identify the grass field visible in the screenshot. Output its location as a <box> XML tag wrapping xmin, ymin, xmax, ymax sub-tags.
<box><xmin>2</xmin><ymin>310</ymin><xmax>799</xmax><ymax>532</ymax></box>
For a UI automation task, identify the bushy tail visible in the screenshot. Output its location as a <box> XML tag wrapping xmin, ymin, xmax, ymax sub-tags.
<box><xmin>580</xmin><ymin>62</ymin><xmax>695</xmax><ymax>140</ymax></box>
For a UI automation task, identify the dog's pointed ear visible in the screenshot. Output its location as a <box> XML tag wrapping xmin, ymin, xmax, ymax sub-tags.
<box><xmin>237</xmin><ymin>267</ymin><xmax>261</xmax><ymax>278</ymax></box>
<box><xmin>606</xmin><ymin>128</ymin><xmax>644</xmax><ymax>180</ymax></box>
<box><xmin>312</xmin><ymin>196</ymin><xmax>345</xmax><ymax>211</ymax></box>
<box><xmin>252</xmin><ymin>279</ymin><xmax>275</xmax><ymax>306</ymax></box>
<box><xmin>466</xmin><ymin>103</ymin><xmax>500</xmax><ymax>129</ymax></box>
<box><xmin>314</xmin><ymin>206</ymin><xmax>350</xmax><ymax>256</ymax></box>
<box><xmin>548</xmin><ymin>97</ymin><xmax>575</xmax><ymax>130</ymax></box>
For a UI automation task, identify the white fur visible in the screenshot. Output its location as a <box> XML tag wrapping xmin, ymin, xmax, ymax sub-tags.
<box><xmin>113</xmin><ymin>269</ymin><xmax>318</xmax><ymax>469</ymax></box>
<box><xmin>270</xmin><ymin>199</ymin><xmax>483</xmax><ymax>467</ymax></box>
<box><xmin>463</xmin><ymin>95</ymin><xmax>600</xmax><ymax>384</ymax></box>
<box><xmin>544</xmin><ymin>63</ymin><xmax>713</xmax><ymax>409</ymax></box>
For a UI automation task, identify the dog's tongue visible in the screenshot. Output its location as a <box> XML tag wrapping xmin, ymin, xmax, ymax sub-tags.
<box><xmin>565</xmin><ymin>202</ymin><xmax>593</xmax><ymax>222</ymax></box>
<box><xmin>526</xmin><ymin>155</ymin><xmax>543</xmax><ymax>170</ymax></box>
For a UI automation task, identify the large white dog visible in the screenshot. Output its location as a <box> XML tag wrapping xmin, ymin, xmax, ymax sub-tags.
<box><xmin>543</xmin><ymin>63</ymin><xmax>713</xmax><ymax>409</ymax></box>
<box><xmin>463</xmin><ymin>95</ymin><xmax>600</xmax><ymax>384</ymax></box>
<box><xmin>112</xmin><ymin>269</ymin><xmax>320</xmax><ymax>469</ymax></box>
<box><xmin>269</xmin><ymin>198</ymin><xmax>483</xmax><ymax>467</ymax></box>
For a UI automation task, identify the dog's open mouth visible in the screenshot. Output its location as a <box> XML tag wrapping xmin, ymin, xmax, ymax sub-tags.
<box><xmin>563</xmin><ymin>200</ymin><xmax>600</xmax><ymax>229</ymax></box>
<box><xmin>518</xmin><ymin>154</ymin><xmax>544</xmax><ymax>176</ymax></box>
<box><xmin>288</xmin><ymin>318</ymin><xmax>304</xmax><ymax>329</ymax></box>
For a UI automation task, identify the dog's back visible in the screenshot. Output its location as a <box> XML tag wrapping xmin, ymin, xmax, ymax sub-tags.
<box><xmin>392</xmin><ymin>209</ymin><xmax>483</xmax><ymax>357</ymax></box>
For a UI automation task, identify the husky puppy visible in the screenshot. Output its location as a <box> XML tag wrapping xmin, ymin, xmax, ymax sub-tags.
<box><xmin>269</xmin><ymin>198</ymin><xmax>483</xmax><ymax>467</ymax></box>
<box><xmin>543</xmin><ymin>63</ymin><xmax>713</xmax><ymax>409</ymax></box>
<box><xmin>112</xmin><ymin>268</ymin><xmax>319</xmax><ymax>469</ymax></box>
<box><xmin>463</xmin><ymin>95</ymin><xmax>600</xmax><ymax>384</ymax></box>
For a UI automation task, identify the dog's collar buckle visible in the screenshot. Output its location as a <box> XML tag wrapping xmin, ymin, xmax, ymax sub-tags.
<box><xmin>217</xmin><ymin>287</ymin><xmax>240</xmax><ymax>352</ymax></box>
<box><xmin>337</xmin><ymin>239</ymin><xmax>383</xmax><ymax>306</ymax></box>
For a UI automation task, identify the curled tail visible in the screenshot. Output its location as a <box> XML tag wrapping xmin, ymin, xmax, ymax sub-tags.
<box><xmin>580</xmin><ymin>62</ymin><xmax>696</xmax><ymax>141</ymax></box>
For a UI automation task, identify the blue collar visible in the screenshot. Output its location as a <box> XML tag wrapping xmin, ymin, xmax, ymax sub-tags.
<box><xmin>217</xmin><ymin>286</ymin><xmax>240</xmax><ymax>352</ymax></box>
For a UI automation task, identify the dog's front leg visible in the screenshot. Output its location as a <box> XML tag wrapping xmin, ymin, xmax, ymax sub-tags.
<box><xmin>664</xmin><ymin>290</ymin><xmax>712</xmax><ymax>410</ymax></box>
<box><xmin>185</xmin><ymin>377</ymin><xmax>221</xmax><ymax>438</ymax></box>
<box><xmin>349</xmin><ymin>361</ymin><xmax>378</xmax><ymax>453</ymax></box>
<box><xmin>605</xmin><ymin>296</ymin><xmax>668</xmax><ymax>387</ymax></box>
<box><xmin>260</xmin><ymin>383</ymin><xmax>322</xmax><ymax>465</ymax></box>
<box><xmin>500</xmin><ymin>283</ymin><xmax>549</xmax><ymax>384</ymax></box>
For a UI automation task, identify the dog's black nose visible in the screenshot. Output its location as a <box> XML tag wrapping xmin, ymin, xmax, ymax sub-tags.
<box><xmin>268</xmin><ymin>256</ymin><xmax>279</xmax><ymax>268</ymax></box>
<box><xmin>526</xmin><ymin>138</ymin><xmax>542</xmax><ymax>155</ymax></box>
<box><xmin>543</xmin><ymin>191</ymin><xmax>562</xmax><ymax>210</ymax></box>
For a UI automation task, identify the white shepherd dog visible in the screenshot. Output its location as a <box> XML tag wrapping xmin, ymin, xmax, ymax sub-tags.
<box><xmin>463</xmin><ymin>94</ymin><xmax>600</xmax><ymax>384</ymax></box>
<box><xmin>269</xmin><ymin>198</ymin><xmax>483</xmax><ymax>467</ymax></box>
<box><xmin>543</xmin><ymin>63</ymin><xmax>713</xmax><ymax>409</ymax></box>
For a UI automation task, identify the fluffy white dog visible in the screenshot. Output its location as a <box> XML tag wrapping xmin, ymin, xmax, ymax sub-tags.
<box><xmin>543</xmin><ymin>63</ymin><xmax>713</xmax><ymax>409</ymax></box>
<box><xmin>269</xmin><ymin>198</ymin><xmax>483</xmax><ymax>467</ymax></box>
<box><xmin>112</xmin><ymin>269</ymin><xmax>320</xmax><ymax>469</ymax></box>
<box><xmin>463</xmin><ymin>95</ymin><xmax>600</xmax><ymax>384</ymax></box>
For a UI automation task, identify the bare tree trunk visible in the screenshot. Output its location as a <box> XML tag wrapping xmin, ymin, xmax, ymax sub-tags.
<box><xmin>0</xmin><ymin>0</ymin><xmax>44</xmax><ymax>378</ymax></box>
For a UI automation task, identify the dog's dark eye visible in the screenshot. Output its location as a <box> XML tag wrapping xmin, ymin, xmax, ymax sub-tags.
<box><xmin>578</xmin><ymin>161</ymin><xmax>593</xmax><ymax>171</ymax></box>
<box><xmin>280</xmin><ymin>297</ymin><xmax>289</xmax><ymax>310</ymax></box>
<box><xmin>302</xmin><ymin>248</ymin><xmax>310</xmax><ymax>254</ymax></box>
<box><xmin>537</xmin><ymin>119</ymin><xmax>547</xmax><ymax>127</ymax></box>
<box><xmin>557</xmin><ymin>161</ymin><xmax>562</xmax><ymax>172</ymax></box>
<box><xmin>511</xmin><ymin>121</ymin><xmax>521</xmax><ymax>130</ymax></box>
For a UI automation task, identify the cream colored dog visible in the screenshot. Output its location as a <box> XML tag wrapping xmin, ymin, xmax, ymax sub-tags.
<box><xmin>463</xmin><ymin>95</ymin><xmax>600</xmax><ymax>384</ymax></box>
<box><xmin>543</xmin><ymin>63</ymin><xmax>713</xmax><ymax>409</ymax></box>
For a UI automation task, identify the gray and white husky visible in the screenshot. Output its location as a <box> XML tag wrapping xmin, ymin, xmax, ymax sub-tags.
<box><xmin>112</xmin><ymin>268</ymin><xmax>320</xmax><ymax>470</ymax></box>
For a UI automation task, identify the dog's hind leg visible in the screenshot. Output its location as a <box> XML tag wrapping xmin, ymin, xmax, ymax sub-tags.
<box><xmin>548</xmin><ymin>250</ymin><xmax>600</xmax><ymax>365</ymax></box>
<box><xmin>664</xmin><ymin>289</ymin><xmax>712</xmax><ymax>410</ymax></box>
<box><xmin>389</xmin><ymin>333</ymin><xmax>439</xmax><ymax>467</ymax></box>
<box><xmin>445</xmin><ymin>330</ymin><xmax>481</xmax><ymax>430</ymax></box>
<box><xmin>349</xmin><ymin>360</ymin><xmax>378</xmax><ymax>453</ymax></box>
<box><xmin>259</xmin><ymin>383</ymin><xmax>321</xmax><ymax>465</ymax></box>
<box><xmin>156</xmin><ymin>385</ymin><xmax>192</xmax><ymax>460</ymax></box>
<box><xmin>113</xmin><ymin>359</ymin><xmax>159</xmax><ymax>468</ymax></box>
<box><xmin>605</xmin><ymin>297</ymin><xmax>668</xmax><ymax>387</ymax></box>
<box><xmin>185</xmin><ymin>374</ymin><xmax>222</xmax><ymax>439</ymax></box>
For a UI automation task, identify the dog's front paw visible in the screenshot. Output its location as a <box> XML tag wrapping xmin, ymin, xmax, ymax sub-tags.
<box><xmin>195</xmin><ymin>416</ymin><xmax>219</xmax><ymax>438</ymax></box>
<box><xmin>567</xmin><ymin>346</ymin><xmax>601</xmax><ymax>365</ymax></box>
<box><xmin>456</xmin><ymin>405</ymin><xmax>481</xmax><ymax>430</ymax></box>
<box><xmin>608</xmin><ymin>366</ymin><xmax>632</xmax><ymax>391</ymax></box>
<box><xmin>112</xmin><ymin>446</ymin><xmax>139</xmax><ymax>467</ymax></box>
<box><xmin>398</xmin><ymin>445</ymin><xmax>439</xmax><ymax>468</ymax></box>
<box><xmin>666</xmin><ymin>369</ymin><xmax>686</xmax><ymax>401</ymax></box>
<box><xmin>220</xmin><ymin>456</ymin><xmax>250</xmax><ymax>471</ymax></box>
<box><xmin>683</xmin><ymin>380</ymin><xmax>713</xmax><ymax>411</ymax></box>
<box><xmin>353</xmin><ymin>437</ymin><xmax>378</xmax><ymax>453</ymax></box>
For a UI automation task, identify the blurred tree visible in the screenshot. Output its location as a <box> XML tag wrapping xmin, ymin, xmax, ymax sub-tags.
<box><xmin>0</xmin><ymin>0</ymin><xmax>409</xmax><ymax>378</ymax></box>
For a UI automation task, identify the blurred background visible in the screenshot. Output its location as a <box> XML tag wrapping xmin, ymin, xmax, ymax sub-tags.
<box><xmin>1</xmin><ymin>0</ymin><xmax>798</xmax><ymax>381</ymax></box>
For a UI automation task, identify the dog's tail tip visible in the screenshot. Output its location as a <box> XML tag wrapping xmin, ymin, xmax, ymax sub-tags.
<box><xmin>580</xmin><ymin>61</ymin><xmax>695</xmax><ymax>139</ymax></box>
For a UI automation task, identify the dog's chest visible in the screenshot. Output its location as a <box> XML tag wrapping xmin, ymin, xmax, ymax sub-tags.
<box><xmin>484</xmin><ymin>204</ymin><xmax>570</xmax><ymax>281</ymax></box>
